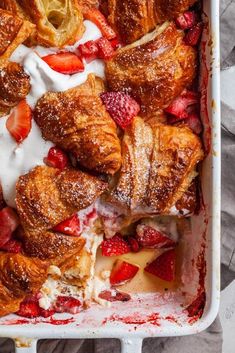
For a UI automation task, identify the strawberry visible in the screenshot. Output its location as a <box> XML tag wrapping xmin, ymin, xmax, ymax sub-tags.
<box><xmin>186</xmin><ymin>291</ymin><xmax>205</xmax><ymax>317</ymax></box>
<box><xmin>44</xmin><ymin>147</ymin><xmax>68</xmax><ymax>170</ymax></box>
<box><xmin>0</xmin><ymin>239</ymin><xmax>22</xmax><ymax>253</ymax></box>
<box><xmin>77</xmin><ymin>40</ymin><xmax>99</xmax><ymax>63</ymax></box>
<box><xmin>175</xmin><ymin>11</ymin><xmax>197</xmax><ymax>30</ymax></box>
<box><xmin>186</xmin><ymin>113</ymin><xmax>203</xmax><ymax>135</ymax></box>
<box><xmin>83</xmin><ymin>208</ymin><xmax>97</xmax><ymax>226</ymax></box>
<box><xmin>144</xmin><ymin>249</ymin><xmax>176</xmax><ymax>282</ymax></box>
<box><xmin>99</xmin><ymin>290</ymin><xmax>131</xmax><ymax>302</ymax></box>
<box><xmin>40</xmin><ymin>308</ymin><xmax>55</xmax><ymax>318</ymax></box>
<box><xmin>165</xmin><ymin>90</ymin><xmax>198</xmax><ymax>120</ymax></box>
<box><xmin>0</xmin><ymin>207</ymin><xmax>20</xmax><ymax>247</ymax></box>
<box><xmin>54</xmin><ymin>296</ymin><xmax>81</xmax><ymax>314</ymax></box>
<box><xmin>84</xmin><ymin>8</ymin><xmax>116</xmax><ymax>40</ymax></box>
<box><xmin>184</xmin><ymin>22</ymin><xmax>203</xmax><ymax>46</ymax></box>
<box><xmin>109</xmin><ymin>37</ymin><xmax>122</xmax><ymax>49</ymax></box>
<box><xmin>110</xmin><ymin>259</ymin><xmax>139</xmax><ymax>286</ymax></box>
<box><xmin>42</xmin><ymin>52</ymin><xmax>84</xmax><ymax>74</ymax></box>
<box><xmin>136</xmin><ymin>225</ymin><xmax>175</xmax><ymax>249</ymax></box>
<box><xmin>127</xmin><ymin>236</ymin><xmax>140</xmax><ymax>252</ymax></box>
<box><xmin>53</xmin><ymin>214</ymin><xmax>81</xmax><ymax>236</ymax></box>
<box><xmin>6</xmin><ymin>100</ymin><xmax>32</xmax><ymax>143</ymax></box>
<box><xmin>96</xmin><ymin>37</ymin><xmax>115</xmax><ymax>60</ymax></box>
<box><xmin>100</xmin><ymin>92</ymin><xmax>140</xmax><ymax>129</ymax></box>
<box><xmin>16</xmin><ymin>301</ymin><xmax>41</xmax><ymax>318</ymax></box>
<box><xmin>101</xmin><ymin>234</ymin><xmax>131</xmax><ymax>256</ymax></box>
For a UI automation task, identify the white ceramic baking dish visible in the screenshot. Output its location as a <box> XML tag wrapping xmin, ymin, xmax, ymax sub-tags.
<box><xmin>0</xmin><ymin>0</ymin><xmax>221</xmax><ymax>352</ymax></box>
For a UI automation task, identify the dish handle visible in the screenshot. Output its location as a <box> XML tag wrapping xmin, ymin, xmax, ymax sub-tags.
<box><xmin>121</xmin><ymin>338</ymin><xmax>143</xmax><ymax>353</ymax></box>
<box><xmin>14</xmin><ymin>339</ymin><xmax>38</xmax><ymax>353</ymax></box>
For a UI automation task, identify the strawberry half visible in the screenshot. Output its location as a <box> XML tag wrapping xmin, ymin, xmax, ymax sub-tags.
<box><xmin>101</xmin><ymin>234</ymin><xmax>131</xmax><ymax>256</ymax></box>
<box><xmin>6</xmin><ymin>100</ymin><xmax>32</xmax><ymax>143</ymax></box>
<box><xmin>84</xmin><ymin>8</ymin><xmax>116</xmax><ymax>40</ymax></box>
<box><xmin>77</xmin><ymin>40</ymin><xmax>99</xmax><ymax>63</ymax></box>
<box><xmin>42</xmin><ymin>52</ymin><xmax>84</xmax><ymax>74</ymax></box>
<box><xmin>0</xmin><ymin>207</ymin><xmax>20</xmax><ymax>247</ymax></box>
<box><xmin>0</xmin><ymin>239</ymin><xmax>22</xmax><ymax>253</ymax></box>
<box><xmin>17</xmin><ymin>301</ymin><xmax>41</xmax><ymax>318</ymax></box>
<box><xmin>99</xmin><ymin>290</ymin><xmax>131</xmax><ymax>302</ymax></box>
<box><xmin>44</xmin><ymin>147</ymin><xmax>68</xmax><ymax>170</ymax></box>
<box><xmin>165</xmin><ymin>90</ymin><xmax>198</xmax><ymax>121</ymax></box>
<box><xmin>96</xmin><ymin>37</ymin><xmax>115</xmax><ymax>60</ymax></box>
<box><xmin>136</xmin><ymin>225</ymin><xmax>175</xmax><ymax>249</ymax></box>
<box><xmin>127</xmin><ymin>236</ymin><xmax>140</xmax><ymax>252</ymax></box>
<box><xmin>175</xmin><ymin>11</ymin><xmax>197</xmax><ymax>30</ymax></box>
<box><xmin>110</xmin><ymin>259</ymin><xmax>139</xmax><ymax>286</ymax></box>
<box><xmin>100</xmin><ymin>92</ymin><xmax>140</xmax><ymax>129</ymax></box>
<box><xmin>53</xmin><ymin>214</ymin><xmax>81</xmax><ymax>236</ymax></box>
<box><xmin>144</xmin><ymin>249</ymin><xmax>176</xmax><ymax>282</ymax></box>
<box><xmin>184</xmin><ymin>23</ymin><xmax>203</xmax><ymax>46</ymax></box>
<box><xmin>54</xmin><ymin>296</ymin><xmax>81</xmax><ymax>314</ymax></box>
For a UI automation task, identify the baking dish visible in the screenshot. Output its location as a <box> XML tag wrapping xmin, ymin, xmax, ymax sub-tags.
<box><xmin>0</xmin><ymin>0</ymin><xmax>221</xmax><ymax>352</ymax></box>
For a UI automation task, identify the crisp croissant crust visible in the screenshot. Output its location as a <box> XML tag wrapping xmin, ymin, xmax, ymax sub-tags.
<box><xmin>17</xmin><ymin>0</ymin><xmax>84</xmax><ymax>47</ymax></box>
<box><xmin>16</xmin><ymin>165</ymin><xmax>107</xmax><ymax>263</ymax></box>
<box><xmin>34</xmin><ymin>75</ymin><xmax>122</xmax><ymax>175</ymax></box>
<box><xmin>0</xmin><ymin>253</ymin><xmax>48</xmax><ymax>316</ymax></box>
<box><xmin>106</xmin><ymin>22</ymin><xmax>197</xmax><ymax>118</ymax></box>
<box><xmin>108</xmin><ymin>0</ymin><xmax>197</xmax><ymax>43</ymax></box>
<box><xmin>107</xmin><ymin>117</ymin><xmax>204</xmax><ymax>217</ymax></box>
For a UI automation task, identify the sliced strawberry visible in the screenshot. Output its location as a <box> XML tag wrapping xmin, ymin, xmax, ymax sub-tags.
<box><xmin>186</xmin><ymin>113</ymin><xmax>203</xmax><ymax>135</ymax></box>
<box><xmin>100</xmin><ymin>92</ymin><xmax>140</xmax><ymax>129</ymax></box>
<box><xmin>77</xmin><ymin>40</ymin><xmax>99</xmax><ymax>63</ymax></box>
<box><xmin>99</xmin><ymin>290</ymin><xmax>131</xmax><ymax>302</ymax></box>
<box><xmin>6</xmin><ymin>100</ymin><xmax>32</xmax><ymax>143</ymax></box>
<box><xmin>0</xmin><ymin>239</ymin><xmax>22</xmax><ymax>253</ymax></box>
<box><xmin>83</xmin><ymin>208</ymin><xmax>97</xmax><ymax>226</ymax></box>
<box><xmin>54</xmin><ymin>296</ymin><xmax>81</xmax><ymax>314</ymax></box>
<box><xmin>175</xmin><ymin>11</ymin><xmax>197</xmax><ymax>30</ymax></box>
<box><xmin>110</xmin><ymin>259</ymin><xmax>139</xmax><ymax>286</ymax></box>
<box><xmin>144</xmin><ymin>249</ymin><xmax>176</xmax><ymax>282</ymax></box>
<box><xmin>165</xmin><ymin>90</ymin><xmax>198</xmax><ymax>120</ymax></box>
<box><xmin>0</xmin><ymin>207</ymin><xmax>20</xmax><ymax>247</ymax></box>
<box><xmin>44</xmin><ymin>147</ymin><xmax>68</xmax><ymax>170</ymax></box>
<box><xmin>136</xmin><ymin>225</ymin><xmax>175</xmax><ymax>249</ymax></box>
<box><xmin>39</xmin><ymin>308</ymin><xmax>55</xmax><ymax>318</ymax></box>
<box><xmin>110</xmin><ymin>37</ymin><xmax>122</xmax><ymax>49</ymax></box>
<box><xmin>16</xmin><ymin>301</ymin><xmax>41</xmax><ymax>318</ymax></box>
<box><xmin>42</xmin><ymin>52</ymin><xmax>84</xmax><ymax>75</ymax></box>
<box><xmin>184</xmin><ymin>23</ymin><xmax>203</xmax><ymax>46</ymax></box>
<box><xmin>96</xmin><ymin>37</ymin><xmax>115</xmax><ymax>60</ymax></box>
<box><xmin>101</xmin><ymin>234</ymin><xmax>131</xmax><ymax>256</ymax></box>
<box><xmin>53</xmin><ymin>214</ymin><xmax>81</xmax><ymax>236</ymax></box>
<box><xmin>127</xmin><ymin>236</ymin><xmax>140</xmax><ymax>252</ymax></box>
<box><xmin>84</xmin><ymin>8</ymin><xmax>116</xmax><ymax>40</ymax></box>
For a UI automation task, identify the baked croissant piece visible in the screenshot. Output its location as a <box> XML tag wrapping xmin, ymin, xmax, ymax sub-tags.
<box><xmin>34</xmin><ymin>75</ymin><xmax>122</xmax><ymax>175</ymax></box>
<box><xmin>16</xmin><ymin>165</ymin><xmax>107</xmax><ymax>264</ymax></box>
<box><xmin>0</xmin><ymin>62</ymin><xmax>31</xmax><ymax>117</ymax></box>
<box><xmin>16</xmin><ymin>0</ymin><xmax>84</xmax><ymax>47</ymax></box>
<box><xmin>105</xmin><ymin>117</ymin><xmax>204</xmax><ymax>221</ymax></box>
<box><xmin>0</xmin><ymin>253</ymin><xmax>48</xmax><ymax>317</ymax></box>
<box><xmin>0</xmin><ymin>8</ymin><xmax>34</xmax><ymax>65</ymax></box>
<box><xmin>107</xmin><ymin>0</ymin><xmax>197</xmax><ymax>43</ymax></box>
<box><xmin>106</xmin><ymin>22</ymin><xmax>197</xmax><ymax>118</ymax></box>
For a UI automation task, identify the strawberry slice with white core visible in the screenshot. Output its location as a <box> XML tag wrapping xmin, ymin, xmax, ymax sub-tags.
<box><xmin>54</xmin><ymin>296</ymin><xmax>81</xmax><ymax>314</ymax></box>
<box><xmin>175</xmin><ymin>11</ymin><xmax>197</xmax><ymax>30</ymax></box>
<box><xmin>84</xmin><ymin>8</ymin><xmax>116</xmax><ymax>40</ymax></box>
<box><xmin>100</xmin><ymin>92</ymin><xmax>140</xmax><ymax>129</ymax></box>
<box><xmin>136</xmin><ymin>224</ymin><xmax>175</xmax><ymax>249</ymax></box>
<box><xmin>0</xmin><ymin>207</ymin><xmax>20</xmax><ymax>247</ymax></box>
<box><xmin>42</xmin><ymin>52</ymin><xmax>84</xmax><ymax>74</ymax></box>
<box><xmin>110</xmin><ymin>259</ymin><xmax>139</xmax><ymax>286</ymax></box>
<box><xmin>165</xmin><ymin>90</ymin><xmax>198</xmax><ymax>120</ymax></box>
<box><xmin>144</xmin><ymin>249</ymin><xmax>176</xmax><ymax>282</ymax></box>
<box><xmin>44</xmin><ymin>147</ymin><xmax>68</xmax><ymax>170</ymax></box>
<box><xmin>101</xmin><ymin>233</ymin><xmax>131</xmax><ymax>256</ymax></box>
<box><xmin>6</xmin><ymin>100</ymin><xmax>32</xmax><ymax>143</ymax></box>
<box><xmin>53</xmin><ymin>214</ymin><xmax>81</xmax><ymax>236</ymax></box>
<box><xmin>77</xmin><ymin>40</ymin><xmax>99</xmax><ymax>63</ymax></box>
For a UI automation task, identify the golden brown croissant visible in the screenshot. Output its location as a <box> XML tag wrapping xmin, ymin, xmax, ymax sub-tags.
<box><xmin>107</xmin><ymin>0</ymin><xmax>197</xmax><ymax>43</ymax></box>
<box><xmin>106</xmin><ymin>117</ymin><xmax>204</xmax><ymax>220</ymax></box>
<box><xmin>0</xmin><ymin>8</ymin><xmax>34</xmax><ymax>66</ymax></box>
<box><xmin>0</xmin><ymin>62</ymin><xmax>31</xmax><ymax>117</ymax></box>
<box><xmin>16</xmin><ymin>0</ymin><xmax>84</xmax><ymax>47</ymax></box>
<box><xmin>34</xmin><ymin>75</ymin><xmax>122</xmax><ymax>175</ymax></box>
<box><xmin>15</xmin><ymin>165</ymin><xmax>107</xmax><ymax>262</ymax></box>
<box><xmin>0</xmin><ymin>252</ymin><xmax>48</xmax><ymax>316</ymax></box>
<box><xmin>105</xmin><ymin>22</ymin><xmax>197</xmax><ymax>118</ymax></box>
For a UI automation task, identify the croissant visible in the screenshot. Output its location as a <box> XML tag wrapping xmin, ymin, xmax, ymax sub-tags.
<box><xmin>34</xmin><ymin>75</ymin><xmax>122</xmax><ymax>175</ymax></box>
<box><xmin>16</xmin><ymin>0</ymin><xmax>84</xmax><ymax>47</ymax></box>
<box><xmin>105</xmin><ymin>117</ymin><xmax>204</xmax><ymax>223</ymax></box>
<box><xmin>106</xmin><ymin>22</ymin><xmax>197</xmax><ymax>118</ymax></box>
<box><xmin>0</xmin><ymin>62</ymin><xmax>31</xmax><ymax>117</ymax></box>
<box><xmin>15</xmin><ymin>165</ymin><xmax>107</xmax><ymax>263</ymax></box>
<box><xmin>0</xmin><ymin>252</ymin><xmax>48</xmax><ymax>316</ymax></box>
<box><xmin>107</xmin><ymin>0</ymin><xmax>197</xmax><ymax>43</ymax></box>
<box><xmin>0</xmin><ymin>8</ymin><xmax>35</xmax><ymax>66</ymax></box>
